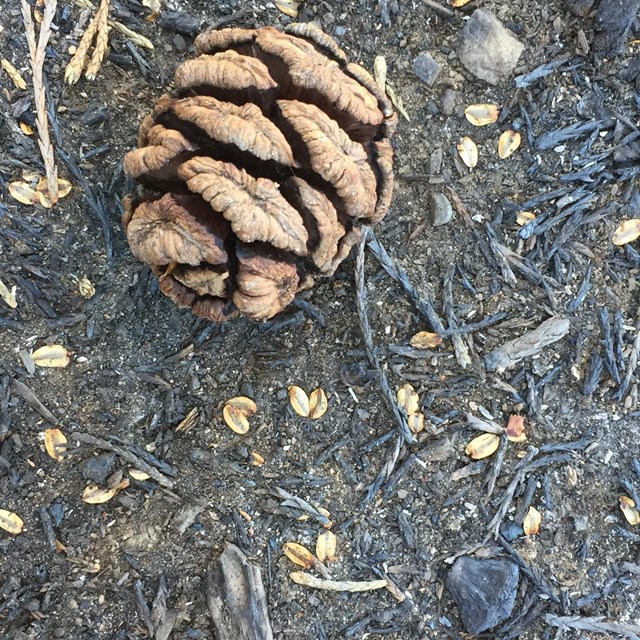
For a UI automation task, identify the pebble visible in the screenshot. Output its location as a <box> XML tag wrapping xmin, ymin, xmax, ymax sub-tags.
<box><xmin>334</xmin><ymin>26</ymin><xmax>346</xmax><ymax>37</ymax></box>
<box><xmin>457</xmin><ymin>10</ymin><xmax>524</xmax><ymax>85</ymax></box>
<box><xmin>412</xmin><ymin>52</ymin><xmax>442</xmax><ymax>86</ymax></box>
<box><xmin>82</xmin><ymin>452</ymin><xmax>116</xmax><ymax>484</ymax></box>
<box><xmin>440</xmin><ymin>87</ymin><xmax>456</xmax><ymax>116</ymax></box>
<box><xmin>446</xmin><ymin>556</ymin><xmax>520</xmax><ymax>634</ymax></box>
<box><xmin>431</xmin><ymin>193</ymin><xmax>453</xmax><ymax>227</ymax></box>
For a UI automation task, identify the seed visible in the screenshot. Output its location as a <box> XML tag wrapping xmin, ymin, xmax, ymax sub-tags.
<box><xmin>465</xmin><ymin>433</ymin><xmax>500</xmax><ymax>459</ymax></box>
<box><xmin>457</xmin><ymin>136</ymin><xmax>478</xmax><ymax>169</ymax></box>
<box><xmin>523</xmin><ymin>506</ymin><xmax>541</xmax><ymax>535</ymax></box>
<box><xmin>283</xmin><ymin>542</ymin><xmax>315</xmax><ymax>568</ymax></box>
<box><xmin>82</xmin><ymin>485</ymin><xmax>118</xmax><ymax>504</ymax></box>
<box><xmin>316</xmin><ymin>531</ymin><xmax>337</xmax><ymax>563</ymax></box>
<box><xmin>44</xmin><ymin>428</ymin><xmax>67</xmax><ymax>463</ymax></box>
<box><xmin>288</xmin><ymin>385</ymin><xmax>310</xmax><ymax>417</ymax></box>
<box><xmin>31</xmin><ymin>344</ymin><xmax>70</xmax><ymax>368</ymax></box>
<box><xmin>308</xmin><ymin>388</ymin><xmax>328</xmax><ymax>419</ymax></box>
<box><xmin>0</xmin><ymin>509</ymin><xmax>24</xmax><ymax>535</ymax></box>
<box><xmin>612</xmin><ymin>219</ymin><xmax>640</xmax><ymax>246</ymax></box>
<box><xmin>407</xmin><ymin>412</ymin><xmax>425</xmax><ymax>434</ymax></box>
<box><xmin>223</xmin><ymin>404</ymin><xmax>250</xmax><ymax>435</ymax></box>
<box><xmin>409</xmin><ymin>331</ymin><xmax>443</xmax><ymax>349</ymax></box>
<box><xmin>464</xmin><ymin>103</ymin><xmax>500</xmax><ymax>126</ymax></box>
<box><xmin>498</xmin><ymin>130</ymin><xmax>521</xmax><ymax>159</ymax></box>
<box><xmin>396</xmin><ymin>383</ymin><xmax>419</xmax><ymax>415</ymax></box>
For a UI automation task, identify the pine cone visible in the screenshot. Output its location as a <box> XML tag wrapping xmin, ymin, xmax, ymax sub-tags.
<box><xmin>123</xmin><ymin>23</ymin><xmax>396</xmax><ymax>322</ymax></box>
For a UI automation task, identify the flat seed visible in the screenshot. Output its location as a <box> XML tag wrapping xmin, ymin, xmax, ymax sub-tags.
<box><xmin>396</xmin><ymin>383</ymin><xmax>419</xmax><ymax>414</ymax></box>
<box><xmin>523</xmin><ymin>506</ymin><xmax>542</xmax><ymax>535</ymax></box>
<box><xmin>288</xmin><ymin>385</ymin><xmax>310</xmax><ymax>417</ymax></box>
<box><xmin>316</xmin><ymin>531</ymin><xmax>337</xmax><ymax>563</ymax></box>
<box><xmin>82</xmin><ymin>485</ymin><xmax>118</xmax><ymax>504</ymax></box>
<box><xmin>465</xmin><ymin>432</ymin><xmax>500</xmax><ymax>459</ymax></box>
<box><xmin>129</xmin><ymin>469</ymin><xmax>151</xmax><ymax>481</ymax></box>
<box><xmin>612</xmin><ymin>219</ymin><xmax>640</xmax><ymax>246</ymax></box>
<box><xmin>44</xmin><ymin>428</ymin><xmax>67</xmax><ymax>462</ymax></box>
<box><xmin>32</xmin><ymin>344</ymin><xmax>70</xmax><ymax>368</ymax></box>
<box><xmin>409</xmin><ymin>331</ymin><xmax>443</xmax><ymax>349</ymax></box>
<box><xmin>223</xmin><ymin>404</ymin><xmax>250</xmax><ymax>435</ymax></box>
<box><xmin>464</xmin><ymin>103</ymin><xmax>500</xmax><ymax>126</ymax></box>
<box><xmin>620</xmin><ymin>496</ymin><xmax>640</xmax><ymax>526</ymax></box>
<box><xmin>274</xmin><ymin>0</ymin><xmax>299</xmax><ymax>18</ymax></box>
<box><xmin>407</xmin><ymin>412</ymin><xmax>425</xmax><ymax>434</ymax></box>
<box><xmin>308</xmin><ymin>388</ymin><xmax>328</xmax><ymax>419</ymax></box>
<box><xmin>225</xmin><ymin>396</ymin><xmax>257</xmax><ymax>416</ymax></box>
<box><xmin>457</xmin><ymin>136</ymin><xmax>478</xmax><ymax>169</ymax></box>
<box><xmin>0</xmin><ymin>509</ymin><xmax>24</xmax><ymax>535</ymax></box>
<box><xmin>505</xmin><ymin>414</ymin><xmax>526</xmax><ymax>442</ymax></box>
<box><xmin>498</xmin><ymin>130</ymin><xmax>521</xmax><ymax>158</ymax></box>
<box><xmin>373</xmin><ymin>55</ymin><xmax>387</xmax><ymax>91</ymax></box>
<box><xmin>283</xmin><ymin>542</ymin><xmax>315</xmax><ymax>568</ymax></box>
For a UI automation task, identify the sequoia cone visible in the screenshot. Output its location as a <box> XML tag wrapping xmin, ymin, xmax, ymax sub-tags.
<box><xmin>123</xmin><ymin>23</ymin><xmax>396</xmax><ymax>321</ymax></box>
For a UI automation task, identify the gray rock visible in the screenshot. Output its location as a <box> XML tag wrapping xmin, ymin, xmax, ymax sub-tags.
<box><xmin>458</xmin><ymin>10</ymin><xmax>524</xmax><ymax>85</ymax></box>
<box><xmin>412</xmin><ymin>52</ymin><xmax>442</xmax><ymax>86</ymax></box>
<box><xmin>431</xmin><ymin>193</ymin><xmax>453</xmax><ymax>227</ymax></box>
<box><xmin>440</xmin><ymin>87</ymin><xmax>456</xmax><ymax>116</ymax></box>
<box><xmin>83</xmin><ymin>452</ymin><xmax>116</xmax><ymax>484</ymax></box>
<box><xmin>446</xmin><ymin>556</ymin><xmax>519</xmax><ymax>634</ymax></box>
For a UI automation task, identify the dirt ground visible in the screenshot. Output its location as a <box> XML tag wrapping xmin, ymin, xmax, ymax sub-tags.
<box><xmin>1</xmin><ymin>0</ymin><xmax>640</xmax><ymax>638</ymax></box>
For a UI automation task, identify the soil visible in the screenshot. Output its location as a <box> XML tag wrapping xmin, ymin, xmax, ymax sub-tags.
<box><xmin>1</xmin><ymin>1</ymin><xmax>640</xmax><ymax>639</ymax></box>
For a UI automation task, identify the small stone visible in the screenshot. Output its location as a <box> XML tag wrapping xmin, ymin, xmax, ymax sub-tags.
<box><xmin>440</xmin><ymin>88</ymin><xmax>456</xmax><ymax>116</ymax></box>
<box><xmin>457</xmin><ymin>10</ymin><xmax>524</xmax><ymax>85</ymax></box>
<box><xmin>82</xmin><ymin>452</ymin><xmax>116</xmax><ymax>485</ymax></box>
<box><xmin>412</xmin><ymin>52</ymin><xmax>442</xmax><ymax>86</ymax></box>
<box><xmin>431</xmin><ymin>193</ymin><xmax>453</xmax><ymax>227</ymax></box>
<box><xmin>446</xmin><ymin>556</ymin><xmax>519</xmax><ymax>634</ymax></box>
<box><xmin>334</xmin><ymin>26</ymin><xmax>346</xmax><ymax>37</ymax></box>
<box><xmin>429</xmin><ymin>148</ymin><xmax>443</xmax><ymax>175</ymax></box>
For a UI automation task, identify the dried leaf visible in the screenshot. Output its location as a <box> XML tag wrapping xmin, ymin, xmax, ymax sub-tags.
<box><xmin>373</xmin><ymin>55</ymin><xmax>387</xmax><ymax>91</ymax></box>
<box><xmin>620</xmin><ymin>496</ymin><xmax>640</xmax><ymax>526</ymax></box>
<box><xmin>44</xmin><ymin>428</ymin><xmax>67</xmax><ymax>462</ymax></box>
<box><xmin>464</xmin><ymin>103</ymin><xmax>500</xmax><ymax>126</ymax></box>
<box><xmin>223</xmin><ymin>403</ymin><xmax>250</xmax><ymax>435</ymax></box>
<box><xmin>612</xmin><ymin>219</ymin><xmax>640</xmax><ymax>246</ymax></box>
<box><xmin>308</xmin><ymin>388</ymin><xmax>328</xmax><ymax>419</ymax></box>
<box><xmin>465</xmin><ymin>432</ymin><xmax>500</xmax><ymax>459</ymax></box>
<box><xmin>78</xmin><ymin>276</ymin><xmax>95</xmax><ymax>299</ymax></box>
<box><xmin>498</xmin><ymin>130</ymin><xmax>521</xmax><ymax>159</ymax></box>
<box><xmin>396</xmin><ymin>383</ymin><xmax>419</xmax><ymax>414</ymax></box>
<box><xmin>32</xmin><ymin>344</ymin><xmax>70</xmax><ymax>368</ymax></box>
<box><xmin>225</xmin><ymin>396</ymin><xmax>257</xmax><ymax>416</ymax></box>
<box><xmin>283</xmin><ymin>542</ymin><xmax>315</xmax><ymax>568</ymax></box>
<box><xmin>0</xmin><ymin>509</ymin><xmax>24</xmax><ymax>535</ymax></box>
<box><xmin>1</xmin><ymin>59</ymin><xmax>27</xmax><ymax>90</ymax></box>
<box><xmin>288</xmin><ymin>385</ymin><xmax>310</xmax><ymax>417</ymax></box>
<box><xmin>386</xmin><ymin>84</ymin><xmax>410</xmax><ymax>122</ymax></box>
<box><xmin>129</xmin><ymin>469</ymin><xmax>151</xmax><ymax>481</ymax></box>
<box><xmin>516</xmin><ymin>211</ymin><xmax>535</xmax><ymax>226</ymax></box>
<box><xmin>0</xmin><ymin>279</ymin><xmax>17</xmax><ymax>308</ymax></box>
<box><xmin>505</xmin><ymin>414</ymin><xmax>526</xmax><ymax>443</ymax></box>
<box><xmin>409</xmin><ymin>331</ymin><xmax>443</xmax><ymax>349</ymax></box>
<box><xmin>175</xmin><ymin>407</ymin><xmax>199</xmax><ymax>433</ymax></box>
<box><xmin>274</xmin><ymin>0</ymin><xmax>299</xmax><ymax>18</ymax></box>
<box><xmin>407</xmin><ymin>412</ymin><xmax>425</xmax><ymax>434</ymax></box>
<box><xmin>316</xmin><ymin>530</ymin><xmax>337</xmax><ymax>563</ymax></box>
<box><xmin>523</xmin><ymin>506</ymin><xmax>542</xmax><ymax>535</ymax></box>
<box><xmin>82</xmin><ymin>484</ymin><xmax>118</xmax><ymax>504</ymax></box>
<box><xmin>457</xmin><ymin>136</ymin><xmax>478</xmax><ymax>169</ymax></box>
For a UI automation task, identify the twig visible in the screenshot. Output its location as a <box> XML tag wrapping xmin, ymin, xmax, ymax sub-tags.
<box><xmin>21</xmin><ymin>0</ymin><xmax>59</xmax><ymax>205</ymax></box>
<box><xmin>356</xmin><ymin>229</ymin><xmax>413</xmax><ymax>444</ymax></box>
<box><xmin>423</xmin><ymin>0</ymin><xmax>454</xmax><ymax>18</ymax></box>
<box><xmin>545</xmin><ymin>614</ymin><xmax>640</xmax><ymax>639</ymax></box>
<box><xmin>290</xmin><ymin>572</ymin><xmax>388</xmax><ymax>592</ymax></box>
<box><xmin>71</xmin><ymin>431</ymin><xmax>175</xmax><ymax>488</ymax></box>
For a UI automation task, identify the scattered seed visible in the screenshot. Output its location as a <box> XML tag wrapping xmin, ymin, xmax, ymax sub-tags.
<box><xmin>407</xmin><ymin>412</ymin><xmax>425</xmax><ymax>434</ymax></box>
<box><xmin>223</xmin><ymin>403</ymin><xmax>250</xmax><ymax>435</ymax></box>
<box><xmin>523</xmin><ymin>506</ymin><xmax>542</xmax><ymax>535</ymax></box>
<box><xmin>250</xmin><ymin>451</ymin><xmax>265</xmax><ymax>466</ymax></box>
<box><xmin>397</xmin><ymin>383</ymin><xmax>419</xmax><ymax>414</ymax></box>
<box><xmin>498</xmin><ymin>130</ymin><xmax>521</xmax><ymax>158</ymax></box>
<box><xmin>288</xmin><ymin>385</ymin><xmax>310</xmax><ymax>417</ymax></box>
<box><xmin>516</xmin><ymin>211</ymin><xmax>536</xmax><ymax>226</ymax></box>
<box><xmin>465</xmin><ymin>432</ymin><xmax>500</xmax><ymax>459</ymax></box>
<box><xmin>0</xmin><ymin>509</ymin><xmax>24</xmax><ymax>535</ymax></box>
<box><xmin>44</xmin><ymin>428</ymin><xmax>67</xmax><ymax>462</ymax></box>
<box><xmin>19</xmin><ymin>122</ymin><xmax>34</xmax><ymax>135</ymax></box>
<box><xmin>0</xmin><ymin>279</ymin><xmax>17</xmax><ymax>308</ymax></box>
<box><xmin>450</xmin><ymin>0</ymin><xmax>473</xmax><ymax>6</ymax></box>
<box><xmin>283</xmin><ymin>542</ymin><xmax>315</xmax><ymax>568</ymax></box>
<box><xmin>316</xmin><ymin>531</ymin><xmax>337</xmax><ymax>563</ymax></box>
<box><xmin>409</xmin><ymin>331</ymin><xmax>443</xmax><ymax>349</ymax></box>
<box><xmin>308</xmin><ymin>388</ymin><xmax>328</xmax><ymax>419</ymax></box>
<box><xmin>31</xmin><ymin>345</ymin><xmax>70</xmax><ymax>368</ymax></box>
<box><xmin>612</xmin><ymin>219</ymin><xmax>640</xmax><ymax>246</ymax></box>
<box><xmin>274</xmin><ymin>0</ymin><xmax>299</xmax><ymax>18</ymax></box>
<box><xmin>373</xmin><ymin>55</ymin><xmax>387</xmax><ymax>91</ymax></box>
<box><xmin>457</xmin><ymin>136</ymin><xmax>478</xmax><ymax>169</ymax></box>
<box><xmin>566</xmin><ymin>466</ymin><xmax>578</xmax><ymax>487</ymax></box>
<box><xmin>82</xmin><ymin>485</ymin><xmax>118</xmax><ymax>504</ymax></box>
<box><xmin>78</xmin><ymin>276</ymin><xmax>95</xmax><ymax>299</ymax></box>
<box><xmin>620</xmin><ymin>496</ymin><xmax>640</xmax><ymax>526</ymax></box>
<box><xmin>464</xmin><ymin>103</ymin><xmax>500</xmax><ymax>126</ymax></box>
<box><xmin>129</xmin><ymin>469</ymin><xmax>151</xmax><ymax>481</ymax></box>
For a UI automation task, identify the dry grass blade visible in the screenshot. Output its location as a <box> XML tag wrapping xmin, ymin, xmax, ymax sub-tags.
<box><xmin>1</xmin><ymin>59</ymin><xmax>27</xmax><ymax>90</ymax></box>
<box><xmin>21</xmin><ymin>0</ymin><xmax>59</xmax><ymax>206</ymax></box>
<box><xmin>290</xmin><ymin>572</ymin><xmax>388</xmax><ymax>592</ymax></box>
<box><xmin>85</xmin><ymin>0</ymin><xmax>110</xmax><ymax>80</ymax></box>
